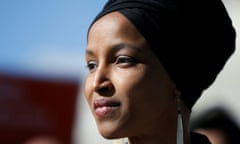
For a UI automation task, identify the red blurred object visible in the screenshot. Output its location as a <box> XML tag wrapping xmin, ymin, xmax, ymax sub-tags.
<box><xmin>0</xmin><ymin>73</ymin><xmax>79</xmax><ymax>144</ymax></box>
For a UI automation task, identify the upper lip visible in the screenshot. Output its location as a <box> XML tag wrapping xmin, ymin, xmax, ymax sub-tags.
<box><xmin>93</xmin><ymin>98</ymin><xmax>121</xmax><ymax>109</ymax></box>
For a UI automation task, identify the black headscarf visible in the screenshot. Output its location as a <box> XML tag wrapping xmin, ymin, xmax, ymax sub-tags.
<box><xmin>88</xmin><ymin>0</ymin><xmax>236</xmax><ymax>109</ymax></box>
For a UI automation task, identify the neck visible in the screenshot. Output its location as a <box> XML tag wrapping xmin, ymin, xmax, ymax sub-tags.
<box><xmin>128</xmin><ymin>100</ymin><xmax>190</xmax><ymax>144</ymax></box>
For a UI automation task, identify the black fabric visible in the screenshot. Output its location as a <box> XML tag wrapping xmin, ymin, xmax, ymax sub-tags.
<box><xmin>191</xmin><ymin>132</ymin><xmax>211</xmax><ymax>144</ymax></box>
<box><xmin>88</xmin><ymin>0</ymin><xmax>236</xmax><ymax>109</ymax></box>
<box><xmin>124</xmin><ymin>132</ymin><xmax>211</xmax><ymax>144</ymax></box>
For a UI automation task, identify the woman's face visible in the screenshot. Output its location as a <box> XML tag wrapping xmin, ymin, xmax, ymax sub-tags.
<box><xmin>85</xmin><ymin>12</ymin><xmax>178</xmax><ymax>139</ymax></box>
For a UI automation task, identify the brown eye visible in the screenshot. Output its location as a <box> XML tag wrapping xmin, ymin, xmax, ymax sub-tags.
<box><xmin>86</xmin><ymin>60</ymin><xmax>98</xmax><ymax>72</ymax></box>
<box><xmin>115</xmin><ymin>56</ymin><xmax>138</xmax><ymax>67</ymax></box>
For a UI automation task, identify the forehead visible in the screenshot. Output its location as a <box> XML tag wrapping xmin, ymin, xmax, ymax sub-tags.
<box><xmin>88</xmin><ymin>12</ymin><xmax>130</xmax><ymax>38</ymax></box>
<box><xmin>87</xmin><ymin>12</ymin><xmax>148</xmax><ymax>55</ymax></box>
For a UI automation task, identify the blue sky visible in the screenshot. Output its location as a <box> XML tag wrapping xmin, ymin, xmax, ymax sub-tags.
<box><xmin>0</xmin><ymin>0</ymin><xmax>106</xmax><ymax>79</ymax></box>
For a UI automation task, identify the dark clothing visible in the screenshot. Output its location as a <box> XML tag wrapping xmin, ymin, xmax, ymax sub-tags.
<box><xmin>123</xmin><ymin>132</ymin><xmax>211</xmax><ymax>144</ymax></box>
<box><xmin>191</xmin><ymin>132</ymin><xmax>211</xmax><ymax>144</ymax></box>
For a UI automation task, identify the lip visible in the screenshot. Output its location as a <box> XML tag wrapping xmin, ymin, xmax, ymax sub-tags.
<box><xmin>93</xmin><ymin>98</ymin><xmax>121</xmax><ymax>118</ymax></box>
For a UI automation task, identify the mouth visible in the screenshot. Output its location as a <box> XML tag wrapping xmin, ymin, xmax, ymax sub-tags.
<box><xmin>93</xmin><ymin>98</ymin><xmax>121</xmax><ymax>117</ymax></box>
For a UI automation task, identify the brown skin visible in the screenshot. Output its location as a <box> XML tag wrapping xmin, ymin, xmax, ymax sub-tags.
<box><xmin>196</xmin><ymin>129</ymin><xmax>227</xmax><ymax>144</ymax></box>
<box><xmin>85</xmin><ymin>12</ymin><xmax>189</xmax><ymax>144</ymax></box>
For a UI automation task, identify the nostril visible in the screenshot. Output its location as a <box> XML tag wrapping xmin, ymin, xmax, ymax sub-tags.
<box><xmin>98</xmin><ymin>87</ymin><xmax>109</xmax><ymax>94</ymax></box>
<box><xmin>97</xmin><ymin>83</ymin><xmax>115</xmax><ymax>97</ymax></box>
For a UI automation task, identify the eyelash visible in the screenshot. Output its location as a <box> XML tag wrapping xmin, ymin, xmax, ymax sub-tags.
<box><xmin>86</xmin><ymin>60</ymin><xmax>97</xmax><ymax>72</ymax></box>
<box><xmin>115</xmin><ymin>55</ymin><xmax>138</xmax><ymax>66</ymax></box>
<box><xmin>86</xmin><ymin>56</ymin><xmax>138</xmax><ymax>72</ymax></box>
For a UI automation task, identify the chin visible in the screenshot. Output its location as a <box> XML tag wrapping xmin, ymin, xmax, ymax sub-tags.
<box><xmin>101</xmin><ymin>134</ymin><xmax>119</xmax><ymax>139</ymax></box>
<box><xmin>98</xmin><ymin>123</ymin><xmax>123</xmax><ymax>139</ymax></box>
<box><xmin>99</xmin><ymin>130</ymin><xmax>120</xmax><ymax>139</ymax></box>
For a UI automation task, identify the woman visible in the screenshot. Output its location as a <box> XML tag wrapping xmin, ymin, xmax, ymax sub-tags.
<box><xmin>84</xmin><ymin>0</ymin><xmax>235</xmax><ymax>143</ymax></box>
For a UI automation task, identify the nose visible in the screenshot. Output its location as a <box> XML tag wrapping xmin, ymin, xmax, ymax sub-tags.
<box><xmin>92</xmin><ymin>67</ymin><xmax>115</xmax><ymax>97</ymax></box>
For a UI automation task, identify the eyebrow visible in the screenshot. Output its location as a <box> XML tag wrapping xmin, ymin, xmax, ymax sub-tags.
<box><xmin>86</xmin><ymin>49</ymin><xmax>95</xmax><ymax>56</ymax></box>
<box><xmin>86</xmin><ymin>43</ymin><xmax>141</xmax><ymax>56</ymax></box>
<box><xmin>112</xmin><ymin>43</ymin><xmax>141</xmax><ymax>52</ymax></box>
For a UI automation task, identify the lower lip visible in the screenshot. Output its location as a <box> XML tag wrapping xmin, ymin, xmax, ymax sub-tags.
<box><xmin>95</xmin><ymin>106</ymin><xmax>119</xmax><ymax>117</ymax></box>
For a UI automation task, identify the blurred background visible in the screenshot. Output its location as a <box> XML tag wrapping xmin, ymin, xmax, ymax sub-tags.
<box><xmin>0</xmin><ymin>0</ymin><xmax>239</xmax><ymax>144</ymax></box>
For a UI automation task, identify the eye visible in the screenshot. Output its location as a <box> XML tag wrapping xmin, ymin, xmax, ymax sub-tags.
<box><xmin>115</xmin><ymin>55</ymin><xmax>138</xmax><ymax>67</ymax></box>
<box><xmin>86</xmin><ymin>60</ymin><xmax>98</xmax><ymax>72</ymax></box>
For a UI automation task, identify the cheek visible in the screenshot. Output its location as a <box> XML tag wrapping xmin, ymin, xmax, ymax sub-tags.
<box><xmin>114</xmin><ymin>67</ymin><xmax>172</xmax><ymax>110</ymax></box>
<box><xmin>113</xmin><ymin>67</ymin><xmax>154</xmax><ymax>104</ymax></box>
<box><xmin>84</xmin><ymin>76</ymin><xmax>93</xmax><ymax>104</ymax></box>
<box><xmin>114</xmin><ymin>68</ymin><xmax>146</xmax><ymax>91</ymax></box>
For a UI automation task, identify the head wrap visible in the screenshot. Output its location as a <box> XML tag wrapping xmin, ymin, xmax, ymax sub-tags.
<box><xmin>88</xmin><ymin>0</ymin><xmax>236</xmax><ymax>109</ymax></box>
